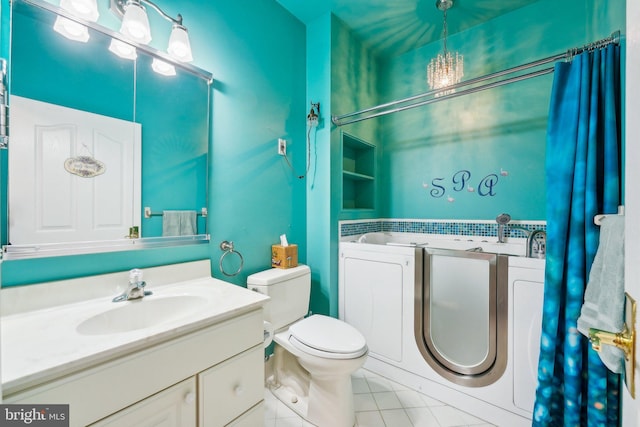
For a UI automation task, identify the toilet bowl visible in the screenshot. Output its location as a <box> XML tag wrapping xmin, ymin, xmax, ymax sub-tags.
<box><xmin>272</xmin><ymin>315</ymin><xmax>368</xmax><ymax>427</ymax></box>
<box><xmin>248</xmin><ymin>266</ymin><xmax>368</xmax><ymax>427</ymax></box>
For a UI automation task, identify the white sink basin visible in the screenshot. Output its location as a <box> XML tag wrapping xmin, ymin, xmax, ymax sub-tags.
<box><xmin>76</xmin><ymin>295</ymin><xmax>209</xmax><ymax>335</ymax></box>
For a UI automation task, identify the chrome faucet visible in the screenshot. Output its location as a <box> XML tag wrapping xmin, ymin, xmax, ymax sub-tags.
<box><xmin>113</xmin><ymin>268</ymin><xmax>152</xmax><ymax>302</ymax></box>
<box><xmin>503</xmin><ymin>225</ymin><xmax>546</xmax><ymax>258</ymax></box>
<box><xmin>527</xmin><ymin>230</ymin><xmax>547</xmax><ymax>258</ymax></box>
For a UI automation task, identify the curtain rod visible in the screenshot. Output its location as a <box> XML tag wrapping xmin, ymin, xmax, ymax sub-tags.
<box><xmin>332</xmin><ymin>31</ymin><xmax>620</xmax><ymax>126</ymax></box>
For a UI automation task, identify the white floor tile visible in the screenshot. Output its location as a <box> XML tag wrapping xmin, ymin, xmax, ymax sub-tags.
<box><xmin>352</xmin><ymin>377</ymin><xmax>371</xmax><ymax>394</ymax></box>
<box><xmin>355</xmin><ymin>410</ymin><xmax>386</xmax><ymax>427</ymax></box>
<box><xmin>380</xmin><ymin>408</ymin><xmax>414</xmax><ymax>427</ymax></box>
<box><xmin>352</xmin><ymin>368</ymin><xmax>368</xmax><ymax>379</ymax></box>
<box><xmin>366</xmin><ymin>375</ymin><xmax>394</xmax><ymax>393</ymax></box>
<box><xmin>395</xmin><ymin>389</ymin><xmax>429</xmax><ymax>408</ymax></box>
<box><xmin>265</xmin><ymin>368</ymin><xmax>495</xmax><ymax>427</ymax></box>
<box><xmin>372</xmin><ymin>391</ymin><xmax>403</xmax><ymax>410</ymax></box>
<box><xmin>389</xmin><ymin>380</ymin><xmax>410</xmax><ymax>392</ymax></box>
<box><xmin>405</xmin><ymin>407</ymin><xmax>440</xmax><ymax>427</ymax></box>
<box><xmin>354</xmin><ymin>392</ymin><xmax>379</xmax><ymax>411</ymax></box>
<box><xmin>264</xmin><ymin>390</ymin><xmax>278</xmax><ymax>420</ymax></box>
<box><xmin>275</xmin><ymin>400</ymin><xmax>300</xmax><ymax>419</ymax></box>
<box><xmin>421</xmin><ymin>393</ymin><xmax>446</xmax><ymax>407</ymax></box>
<box><xmin>430</xmin><ymin>405</ymin><xmax>468</xmax><ymax>427</ymax></box>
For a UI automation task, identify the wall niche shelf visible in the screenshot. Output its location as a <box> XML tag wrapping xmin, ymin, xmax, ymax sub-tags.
<box><xmin>342</xmin><ymin>132</ymin><xmax>375</xmax><ymax>210</ymax></box>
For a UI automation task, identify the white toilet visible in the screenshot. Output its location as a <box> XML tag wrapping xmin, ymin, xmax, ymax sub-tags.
<box><xmin>248</xmin><ymin>265</ymin><xmax>368</xmax><ymax>427</ymax></box>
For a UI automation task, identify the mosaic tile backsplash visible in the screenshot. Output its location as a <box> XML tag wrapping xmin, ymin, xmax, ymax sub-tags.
<box><xmin>340</xmin><ymin>219</ymin><xmax>547</xmax><ymax>239</ymax></box>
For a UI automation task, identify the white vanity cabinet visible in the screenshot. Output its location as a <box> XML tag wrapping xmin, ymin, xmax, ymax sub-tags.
<box><xmin>89</xmin><ymin>378</ymin><xmax>197</xmax><ymax>426</ymax></box>
<box><xmin>3</xmin><ymin>309</ymin><xmax>265</xmax><ymax>427</ymax></box>
<box><xmin>199</xmin><ymin>345</ymin><xmax>264</xmax><ymax>426</ymax></box>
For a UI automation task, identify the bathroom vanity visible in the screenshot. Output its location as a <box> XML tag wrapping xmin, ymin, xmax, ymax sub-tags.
<box><xmin>1</xmin><ymin>260</ymin><xmax>268</xmax><ymax>427</ymax></box>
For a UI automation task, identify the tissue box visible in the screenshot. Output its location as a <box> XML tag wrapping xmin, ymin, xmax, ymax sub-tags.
<box><xmin>272</xmin><ymin>244</ymin><xmax>298</xmax><ymax>269</ymax></box>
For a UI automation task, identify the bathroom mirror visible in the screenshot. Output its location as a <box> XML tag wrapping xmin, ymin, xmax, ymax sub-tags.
<box><xmin>3</xmin><ymin>0</ymin><xmax>212</xmax><ymax>259</ymax></box>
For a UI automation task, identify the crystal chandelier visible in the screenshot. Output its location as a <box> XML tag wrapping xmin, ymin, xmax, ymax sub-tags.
<box><xmin>427</xmin><ymin>0</ymin><xmax>463</xmax><ymax>95</ymax></box>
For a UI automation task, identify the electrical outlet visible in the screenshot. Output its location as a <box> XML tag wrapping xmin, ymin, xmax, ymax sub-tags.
<box><xmin>278</xmin><ymin>138</ymin><xmax>286</xmax><ymax>156</ymax></box>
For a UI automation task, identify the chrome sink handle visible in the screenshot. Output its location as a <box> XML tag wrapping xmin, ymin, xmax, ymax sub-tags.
<box><xmin>113</xmin><ymin>269</ymin><xmax>153</xmax><ymax>302</ymax></box>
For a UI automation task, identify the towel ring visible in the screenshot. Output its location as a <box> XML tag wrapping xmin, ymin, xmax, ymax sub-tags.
<box><xmin>219</xmin><ymin>240</ymin><xmax>244</xmax><ymax>277</ymax></box>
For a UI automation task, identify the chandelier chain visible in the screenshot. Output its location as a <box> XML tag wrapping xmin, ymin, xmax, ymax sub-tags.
<box><xmin>426</xmin><ymin>0</ymin><xmax>463</xmax><ymax>94</ymax></box>
<box><xmin>442</xmin><ymin>7</ymin><xmax>448</xmax><ymax>55</ymax></box>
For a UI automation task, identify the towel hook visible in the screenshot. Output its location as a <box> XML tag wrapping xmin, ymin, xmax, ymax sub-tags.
<box><xmin>219</xmin><ymin>240</ymin><xmax>244</xmax><ymax>277</ymax></box>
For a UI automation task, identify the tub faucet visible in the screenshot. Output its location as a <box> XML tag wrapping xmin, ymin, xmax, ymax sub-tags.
<box><xmin>527</xmin><ymin>230</ymin><xmax>547</xmax><ymax>258</ymax></box>
<box><xmin>503</xmin><ymin>225</ymin><xmax>546</xmax><ymax>258</ymax></box>
<box><xmin>113</xmin><ymin>268</ymin><xmax>152</xmax><ymax>302</ymax></box>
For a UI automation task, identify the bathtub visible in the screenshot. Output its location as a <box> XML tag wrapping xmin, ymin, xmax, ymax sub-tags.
<box><xmin>338</xmin><ymin>232</ymin><xmax>544</xmax><ymax>427</ymax></box>
<box><xmin>344</xmin><ymin>231</ymin><xmax>527</xmax><ymax>256</ymax></box>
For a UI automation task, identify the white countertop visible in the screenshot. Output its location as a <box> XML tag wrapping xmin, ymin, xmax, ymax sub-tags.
<box><xmin>1</xmin><ymin>274</ymin><xmax>269</xmax><ymax>395</ymax></box>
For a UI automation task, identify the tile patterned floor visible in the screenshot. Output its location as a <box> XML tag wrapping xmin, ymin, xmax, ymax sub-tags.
<box><xmin>263</xmin><ymin>368</ymin><xmax>496</xmax><ymax>427</ymax></box>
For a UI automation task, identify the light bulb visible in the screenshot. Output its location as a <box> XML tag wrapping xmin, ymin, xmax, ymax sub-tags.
<box><xmin>60</xmin><ymin>0</ymin><xmax>99</xmax><ymax>22</ymax></box>
<box><xmin>168</xmin><ymin>25</ymin><xmax>193</xmax><ymax>62</ymax></box>
<box><xmin>120</xmin><ymin>1</ymin><xmax>151</xmax><ymax>44</ymax></box>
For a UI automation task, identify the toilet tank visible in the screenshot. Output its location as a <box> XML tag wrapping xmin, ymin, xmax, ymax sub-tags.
<box><xmin>247</xmin><ymin>265</ymin><xmax>310</xmax><ymax>331</ymax></box>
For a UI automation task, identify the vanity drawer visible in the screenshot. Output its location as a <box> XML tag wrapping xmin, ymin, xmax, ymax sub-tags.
<box><xmin>226</xmin><ymin>402</ymin><xmax>264</xmax><ymax>426</ymax></box>
<box><xmin>89</xmin><ymin>377</ymin><xmax>197</xmax><ymax>426</ymax></box>
<box><xmin>199</xmin><ymin>345</ymin><xmax>264</xmax><ymax>427</ymax></box>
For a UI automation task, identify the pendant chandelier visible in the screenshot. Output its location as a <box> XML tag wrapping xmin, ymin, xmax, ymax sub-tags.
<box><xmin>427</xmin><ymin>0</ymin><xmax>463</xmax><ymax>95</ymax></box>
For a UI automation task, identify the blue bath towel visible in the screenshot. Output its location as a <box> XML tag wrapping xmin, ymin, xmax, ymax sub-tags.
<box><xmin>162</xmin><ymin>210</ymin><xmax>197</xmax><ymax>236</ymax></box>
<box><xmin>577</xmin><ymin>215</ymin><xmax>625</xmax><ymax>373</ymax></box>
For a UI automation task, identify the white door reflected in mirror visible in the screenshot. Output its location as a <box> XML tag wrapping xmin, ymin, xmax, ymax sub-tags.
<box><xmin>9</xmin><ymin>95</ymin><xmax>141</xmax><ymax>245</ymax></box>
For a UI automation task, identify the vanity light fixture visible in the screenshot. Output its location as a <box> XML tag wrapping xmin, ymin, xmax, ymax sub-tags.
<box><xmin>53</xmin><ymin>0</ymin><xmax>99</xmax><ymax>42</ymax></box>
<box><xmin>426</xmin><ymin>0</ymin><xmax>464</xmax><ymax>95</ymax></box>
<box><xmin>110</xmin><ymin>0</ymin><xmax>194</xmax><ymax>63</ymax></box>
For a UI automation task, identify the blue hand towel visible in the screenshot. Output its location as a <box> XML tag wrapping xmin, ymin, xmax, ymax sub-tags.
<box><xmin>577</xmin><ymin>215</ymin><xmax>625</xmax><ymax>373</ymax></box>
<box><xmin>162</xmin><ymin>210</ymin><xmax>197</xmax><ymax>236</ymax></box>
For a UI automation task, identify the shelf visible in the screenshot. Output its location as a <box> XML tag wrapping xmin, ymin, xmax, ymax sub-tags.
<box><xmin>343</xmin><ymin>170</ymin><xmax>374</xmax><ymax>181</ymax></box>
<box><xmin>341</xmin><ymin>132</ymin><xmax>375</xmax><ymax>211</ymax></box>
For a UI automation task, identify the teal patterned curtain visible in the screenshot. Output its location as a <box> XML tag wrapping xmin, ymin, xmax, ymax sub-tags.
<box><xmin>533</xmin><ymin>44</ymin><xmax>621</xmax><ymax>426</ymax></box>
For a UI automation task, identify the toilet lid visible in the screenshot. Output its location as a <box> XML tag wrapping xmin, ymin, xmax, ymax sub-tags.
<box><xmin>289</xmin><ymin>314</ymin><xmax>367</xmax><ymax>356</ymax></box>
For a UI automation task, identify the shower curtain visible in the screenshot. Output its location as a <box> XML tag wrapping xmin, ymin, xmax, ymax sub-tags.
<box><xmin>533</xmin><ymin>44</ymin><xmax>621</xmax><ymax>426</ymax></box>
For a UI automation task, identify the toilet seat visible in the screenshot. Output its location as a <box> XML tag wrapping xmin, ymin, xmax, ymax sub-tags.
<box><xmin>288</xmin><ymin>315</ymin><xmax>367</xmax><ymax>359</ymax></box>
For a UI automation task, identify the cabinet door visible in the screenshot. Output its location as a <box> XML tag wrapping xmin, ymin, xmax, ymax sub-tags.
<box><xmin>199</xmin><ymin>345</ymin><xmax>264</xmax><ymax>427</ymax></box>
<box><xmin>89</xmin><ymin>378</ymin><xmax>196</xmax><ymax>427</ymax></box>
<box><xmin>226</xmin><ymin>402</ymin><xmax>264</xmax><ymax>426</ymax></box>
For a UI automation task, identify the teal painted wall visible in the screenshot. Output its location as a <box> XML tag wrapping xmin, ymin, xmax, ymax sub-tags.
<box><xmin>304</xmin><ymin>0</ymin><xmax>625</xmax><ymax>317</ymax></box>
<box><xmin>304</xmin><ymin>13</ymin><xmax>382</xmax><ymax>317</ymax></box>
<box><xmin>377</xmin><ymin>0</ymin><xmax>625</xmax><ymax>221</ymax></box>
<box><xmin>203</xmin><ymin>0</ymin><xmax>306</xmax><ymax>286</ymax></box>
<box><xmin>0</xmin><ymin>0</ymin><xmax>306</xmax><ymax>287</ymax></box>
<box><xmin>332</xmin><ymin>15</ymin><xmax>381</xmax><ymax>221</ymax></box>
<box><xmin>306</xmin><ymin>13</ymin><xmax>332</xmax><ymax>316</ymax></box>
